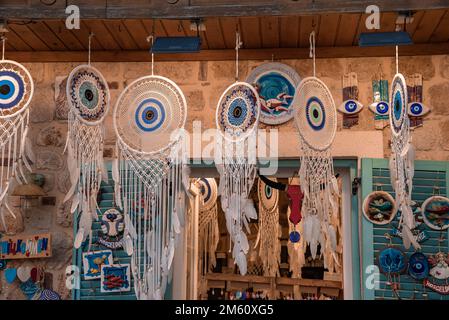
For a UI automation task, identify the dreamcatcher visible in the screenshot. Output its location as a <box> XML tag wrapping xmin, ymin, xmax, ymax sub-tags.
<box><xmin>64</xmin><ymin>34</ymin><xmax>110</xmax><ymax>249</ymax></box>
<box><xmin>389</xmin><ymin>47</ymin><xmax>417</xmax><ymax>250</ymax></box>
<box><xmin>113</xmin><ymin>43</ymin><xmax>187</xmax><ymax>299</ymax></box>
<box><xmin>215</xmin><ymin>29</ymin><xmax>260</xmax><ymax>276</ymax></box>
<box><xmin>0</xmin><ymin>36</ymin><xmax>34</xmax><ymax>230</ymax></box>
<box><xmin>197</xmin><ymin>178</ymin><xmax>219</xmax><ymax>283</ymax></box>
<box><xmin>291</xmin><ymin>31</ymin><xmax>339</xmax><ymax>260</ymax></box>
<box><xmin>255</xmin><ymin>177</ymin><xmax>280</xmax><ymax>277</ymax></box>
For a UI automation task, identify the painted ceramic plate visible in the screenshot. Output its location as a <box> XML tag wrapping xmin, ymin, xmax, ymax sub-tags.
<box><xmin>216</xmin><ymin>82</ymin><xmax>260</xmax><ymax>142</ymax></box>
<box><xmin>421</xmin><ymin>196</ymin><xmax>449</xmax><ymax>231</ymax></box>
<box><xmin>246</xmin><ymin>62</ymin><xmax>300</xmax><ymax>125</ymax></box>
<box><xmin>408</xmin><ymin>252</ymin><xmax>429</xmax><ymax>280</ymax></box>
<box><xmin>377</xmin><ymin>247</ymin><xmax>407</xmax><ymax>274</ymax></box>
<box><xmin>0</xmin><ymin>59</ymin><xmax>34</xmax><ymax>118</ymax></box>
<box><xmin>293</xmin><ymin>77</ymin><xmax>337</xmax><ymax>151</ymax></box>
<box><xmin>113</xmin><ymin>75</ymin><xmax>187</xmax><ymax>154</ymax></box>
<box><xmin>67</xmin><ymin>64</ymin><xmax>110</xmax><ymax>125</ymax></box>
<box><xmin>362</xmin><ymin>191</ymin><xmax>397</xmax><ymax>225</ymax></box>
<box><xmin>390</xmin><ymin>73</ymin><xmax>408</xmax><ymax>136</ymax></box>
<box><xmin>258</xmin><ymin>177</ymin><xmax>279</xmax><ymax>213</ymax></box>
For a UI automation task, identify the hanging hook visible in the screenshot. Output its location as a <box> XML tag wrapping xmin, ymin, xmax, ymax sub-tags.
<box><xmin>235</xmin><ymin>26</ymin><xmax>242</xmax><ymax>82</ymax></box>
<box><xmin>88</xmin><ymin>32</ymin><xmax>94</xmax><ymax>66</ymax></box>
<box><xmin>1</xmin><ymin>35</ymin><xmax>6</xmax><ymax>61</ymax></box>
<box><xmin>309</xmin><ymin>31</ymin><xmax>316</xmax><ymax>77</ymax></box>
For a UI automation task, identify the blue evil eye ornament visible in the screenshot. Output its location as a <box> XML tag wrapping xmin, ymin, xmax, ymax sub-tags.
<box><xmin>408</xmin><ymin>102</ymin><xmax>430</xmax><ymax>117</ymax></box>
<box><xmin>135</xmin><ymin>98</ymin><xmax>166</xmax><ymax>132</ymax></box>
<box><xmin>67</xmin><ymin>64</ymin><xmax>109</xmax><ymax>124</ymax></box>
<box><xmin>0</xmin><ymin>259</ymin><xmax>6</xmax><ymax>270</ymax></box>
<box><xmin>369</xmin><ymin>101</ymin><xmax>389</xmax><ymax>116</ymax></box>
<box><xmin>390</xmin><ymin>74</ymin><xmax>407</xmax><ymax>135</ymax></box>
<box><xmin>289</xmin><ymin>231</ymin><xmax>301</xmax><ymax>243</ymax></box>
<box><xmin>246</xmin><ymin>62</ymin><xmax>301</xmax><ymax>125</ymax></box>
<box><xmin>216</xmin><ymin>82</ymin><xmax>260</xmax><ymax>141</ymax></box>
<box><xmin>197</xmin><ymin>178</ymin><xmax>218</xmax><ymax>212</ymax></box>
<box><xmin>38</xmin><ymin>289</ymin><xmax>61</xmax><ymax>300</ymax></box>
<box><xmin>306</xmin><ymin>97</ymin><xmax>326</xmax><ymax>130</ymax></box>
<box><xmin>258</xmin><ymin>177</ymin><xmax>279</xmax><ymax>213</ymax></box>
<box><xmin>338</xmin><ymin>99</ymin><xmax>363</xmax><ymax>115</ymax></box>
<box><xmin>0</xmin><ymin>60</ymin><xmax>34</xmax><ymax>117</ymax></box>
<box><xmin>377</xmin><ymin>247</ymin><xmax>407</xmax><ymax>274</ymax></box>
<box><xmin>408</xmin><ymin>252</ymin><xmax>429</xmax><ymax>280</ymax></box>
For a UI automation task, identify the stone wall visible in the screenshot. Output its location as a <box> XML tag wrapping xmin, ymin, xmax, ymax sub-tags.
<box><xmin>1</xmin><ymin>54</ymin><xmax>448</xmax><ymax>299</ymax></box>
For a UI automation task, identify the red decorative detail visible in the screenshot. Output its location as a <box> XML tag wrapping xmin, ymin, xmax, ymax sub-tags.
<box><xmin>424</xmin><ymin>279</ymin><xmax>449</xmax><ymax>295</ymax></box>
<box><xmin>286</xmin><ymin>185</ymin><xmax>304</xmax><ymax>225</ymax></box>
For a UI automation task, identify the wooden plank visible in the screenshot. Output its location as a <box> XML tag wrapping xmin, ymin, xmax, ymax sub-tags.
<box><xmin>28</xmin><ymin>21</ymin><xmax>68</xmax><ymax>50</ymax></box>
<box><xmin>180</xmin><ymin>20</ymin><xmax>209</xmax><ymax>50</ymax></box>
<box><xmin>260</xmin><ymin>16</ymin><xmax>280</xmax><ymax>48</ymax></box>
<box><xmin>430</xmin><ymin>10</ymin><xmax>449</xmax><ymax>42</ymax></box>
<box><xmin>279</xmin><ymin>16</ymin><xmax>299</xmax><ymax>48</ymax></box>
<box><xmin>44</xmin><ymin>20</ymin><xmax>85</xmax><ymax>51</ymax></box>
<box><xmin>413</xmin><ymin>10</ymin><xmax>446</xmax><ymax>43</ymax></box>
<box><xmin>7</xmin><ymin>43</ymin><xmax>449</xmax><ymax>62</ymax></box>
<box><xmin>334</xmin><ymin>13</ymin><xmax>360</xmax><ymax>46</ymax></box>
<box><xmin>2</xmin><ymin>1</ymin><xmax>449</xmax><ymax>19</ymax></box>
<box><xmin>0</xmin><ymin>233</ymin><xmax>52</xmax><ymax>259</ymax></box>
<box><xmin>103</xmin><ymin>20</ymin><xmax>139</xmax><ymax>50</ymax></box>
<box><xmin>8</xmin><ymin>23</ymin><xmax>50</xmax><ymax>51</ymax></box>
<box><xmin>71</xmin><ymin>20</ymin><xmax>104</xmax><ymax>51</ymax></box>
<box><xmin>83</xmin><ymin>20</ymin><xmax>121</xmax><ymax>50</ymax></box>
<box><xmin>219</xmin><ymin>17</ymin><xmax>239</xmax><ymax>49</ymax></box>
<box><xmin>299</xmin><ymin>15</ymin><xmax>320</xmax><ymax>48</ymax></box>
<box><xmin>240</xmin><ymin>17</ymin><xmax>261</xmax><ymax>49</ymax></box>
<box><xmin>204</xmin><ymin>18</ymin><xmax>226</xmax><ymax>49</ymax></box>
<box><xmin>2</xmin><ymin>29</ymin><xmax>33</xmax><ymax>51</ymax></box>
<box><xmin>122</xmin><ymin>20</ymin><xmax>151</xmax><ymax>50</ymax></box>
<box><xmin>160</xmin><ymin>19</ymin><xmax>186</xmax><ymax>37</ymax></box>
<box><xmin>317</xmin><ymin>14</ymin><xmax>340</xmax><ymax>46</ymax></box>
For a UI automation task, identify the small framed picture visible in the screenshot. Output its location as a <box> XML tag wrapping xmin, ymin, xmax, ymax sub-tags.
<box><xmin>82</xmin><ymin>250</ymin><xmax>113</xmax><ymax>280</ymax></box>
<box><xmin>100</xmin><ymin>264</ymin><xmax>131</xmax><ymax>293</ymax></box>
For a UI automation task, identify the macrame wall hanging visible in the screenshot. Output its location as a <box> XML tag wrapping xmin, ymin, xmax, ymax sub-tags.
<box><xmin>0</xmin><ymin>36</ymin><xmax>34</xmax><ymax>230</ymax></box>
<box><xmin>196</xmin><ymin>178</ymin><xmax>219</xmax><ymax>294</ymax></box>
<box><xmin>112</xmin><ymin>33</ymin><xmax>187</xmax><ymax>299</ymax></box>
<box><xmin>215</xmin><ymin>28</ymin><xmax>260</xmax><ymax>276</ymax></box>
<box><xmin>338</xmin><ymin>72</ymin><xmax>363</xmax><ymax>128</ymax></box>
<box><xmin>65</xmin><ymin>34</ymin><xmax>110</xmax><ymax>249</ymax></box>
<box><xmin>389</xmin><ymin>46</ymin><xmax>417</xmax><ymax>250</ymax></box>
<box><xmin>369</xmin><ymin>66</ymin><xmax>390</xmax><ymax>129</ymax></box>
<box><xmin>255</xmin><ymin>177</ymin><xmax>280</xmax><ymax>277</ymax></box>
<box><xmin>291</xmin><ymin>31</ymin><xmax>339</xmax><ymax>261</ymax></box>
<box><xmin>407</xmin><ymin>73</ymin><xmax>430</xmax><ymax>128</ymax></box>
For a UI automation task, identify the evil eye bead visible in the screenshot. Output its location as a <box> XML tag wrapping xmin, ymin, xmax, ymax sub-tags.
<box><xmin>265</xmin><ymin>185</ymin><xmax>272</xmax><ymax>199</ymax></box>
<box><xmin>227</xmin><ymin>98</ymin><xmax>248</xmax><ymax>126</ymax></box>
<box><xmin>135</xmin><ymin>98</ymin><xmax>166</xmax><ymax>132</ymax></box>
<box><xmin>369</xmin><ymin>101</ymin><xmax>389</xmax><ymax>116</ymax></box>
<box><xmin>0</xmin><ymin>70</ymin><xmax>25</xmax><ymax>110</ymax></box>
<box><xmin>408</xmin><ymin>102</ymin><xmax>430</xmax><ymax>117</ymax></box>
<box><xmin>306</xmin><ymin>96</ymin><xmax>326</xmax><ymax>130</ymax></box>
<box><xmin>338</xmin><ymin>99</ymin><xmax>363</xmax><ymax>114</ymax></box>
<box><xmin>289</xmin><ymin>231</ymin><xmax>301</xmax><ymax>243</ymax></box>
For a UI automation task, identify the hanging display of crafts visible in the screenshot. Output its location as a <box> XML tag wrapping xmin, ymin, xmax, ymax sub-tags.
<box><xmin>98</xmin><ymin>208</ymin><xmax>125</xmax><ymax>249</ymax></box>
<box><xmin>389</xmin><ymin>71</ymin><xmax>416</xmax><ymax>250</ymax></box>
<box><xmin>369</xmin><ymin>71</ymin><xmax>390</xmax><ymax>129</ymax></box>
<box><xmin>246</xmin><ymin>62</ymin><xmax>300</xmax><ymax>125</ymax></box>
<box><xmin>424</xmin><ymin>251</ymin><xmax>449</xmax><ymax>294</ymax></box>
<box><xmin>390</xmin><ymin>201</ymin><xmax>428</xmax><ymax>244</ymax></box>
<box><xmin>420</xmin><ymin>196</ymin><xmax>449</xmax><ymax>231</ymax></box>
<box><xmin>197</xmin><ymin>178</ymin><xmax>219</xmax><ymax>277</ymax></box>
<box><xmin>65</xmin><ymin>36</ymin><xmax>110</xmax><ymax>250</ymax></box>
<box><xmin>291</xmin><ymin>31</ymin><xmax>339</xmax><ymax>260</ymax></box>
<box><xmin>113</xmin><ymin>73</ymin><xmax>187</xmax><ymax>299</ymax></box>
<box><xmin>256</xmin><ymin>177</ymin><xmax>280</xmax><ymax>277</ymax></box>
<box><xmin>362</xmin><ymin>191</ymin><xmax>397</xmax><ymax>225</ymax></box>
<box><xmin>408</xmin><ymin>252</ymin><xmax>430</xmax><ymax>281</ymax></box>
<box><xmin>82</xmin><ymin>250</ymin><xmax>113</xmax><ymax>280</ymax></box>
<box><xmin>0</xmin><ymin>38</ymin><xmax>34</xmax><ymax>231</ymax></box>
<box><xmin>100</xmin><ymin>264</ymin><xmax>131</xmax><ymax>293</ymax></box>
<box><xmin>215</xmin><ymin>30</ymin><xmax>259</xmax><ymax>276</ymax></box>
<box><xmin>407</xmin><ymin>73</ymin><xmax>430</xmax><ymax>128</ymax></box>
<box><xmin>338</xmin><ymin>72</ymin><xmax>363</xmax><ymax>128</ymax></box>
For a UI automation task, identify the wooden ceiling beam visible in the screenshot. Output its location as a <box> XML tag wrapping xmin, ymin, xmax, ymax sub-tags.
<box><xmin>7</xmin><ymin>43</ymin><xmax>449</xmax><ymax>62</ymax></box>
<box><xmin>1</xmin><ymin>0</ymin><xmax>449</xmax><ymax>20</ymax></box>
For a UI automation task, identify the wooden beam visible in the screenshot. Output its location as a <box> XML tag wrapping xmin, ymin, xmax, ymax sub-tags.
<box><xmin>1</xmin><ymin>0</ymin><xmax>449</xmax><ymax>20</ymax></box>
<box><xmin>6</xmin><ymin>43</ymin><xmax>449</xmax><ymax>62</ymax></box>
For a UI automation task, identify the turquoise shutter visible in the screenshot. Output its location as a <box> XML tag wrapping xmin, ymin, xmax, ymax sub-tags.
<box><xmin>361</xmin><ymin>158</ymin><xmax>449</xmax><ymax>300</ymax></box>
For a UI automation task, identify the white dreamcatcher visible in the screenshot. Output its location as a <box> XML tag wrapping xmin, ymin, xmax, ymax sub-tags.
<box><xmin>0</xmin><ymin>36</ymin><xmax>34</xmax><ymax>231</ymax></box>
<box><xmin>215</xmin><ymin>29</ymin><xmax>260</xmax><ymax>276</ymax></box>
<box><xmin>196</xmin><ymin>178</ymin><xmax>219</xmax><ymax>293</ymax></box>
<box><xmin>292</xmin><ymin>31</ymin><xmax>339</xmax><ymax>260</ymax></box>
<box><xmin>389</xmin><ymin>46</ymin><xmax>417</xmax><ymax>250</ymax></box>
<box><xmin>64</xmin><ymin>34</ymin><xmax>110</xmax><ymax>249</ymax></box>
<box><xmin>113</xmin><ymin>36</ymin><xmax>187</xmax><ymax>299</ymax></box>
<box><xmin>255</xmin><ymin>177</ymin><xmax>280</xmax><ymax>277</ymax></box>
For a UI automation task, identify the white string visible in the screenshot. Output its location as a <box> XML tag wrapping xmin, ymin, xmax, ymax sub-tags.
<box><xmin>1</xmin><ymin>36</ymin><xmax>5</xmax><ymax>61</ymax></box>
<box><xmin>147</xmin><ymin>35</ymin><xmax>155</xmax><ymax>76</ymax></box>
<box><xmin>88</xmin><ymin>33</ymin><xmax>94</xmax><ymax>66</ymax></box>
<box><xmin>395</xmin><ymin>45</ymin><xmax>399</xmax><ymax>74</ymax></box>
<box><xmin>309</xmin><ymin>31</ymin><xmax>316</xmax><ymax>77</ymax></box>
<box><xmin>235</xmin><ymin>29</ymin><xmax>242</xmax><ymax>81</ymax></box>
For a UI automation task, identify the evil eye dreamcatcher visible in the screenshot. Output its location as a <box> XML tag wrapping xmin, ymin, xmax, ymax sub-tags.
<box><xmin>0</xmin><ymin>47</ymin><xmax>35</xmax><ymax>230</ymax></box>
<box><xmin>113</xmin><ymin>74</ymin><xmax>187</xmax><ymax>300</ymax></box>
<box><xmin>215</xmin><ymin>81</ymin><xmax>260</xmax><ymax>276</ymax></box>
<box><xmin>389</xmin><ymin>73</ymin><xmax>416</xmax><ymax>250</ymax></box>
<box><xmin>65</xmin><ymin>64</ymin><xmax>110</xmax><ymax>250</ymax></box>
<box><xmin>255</xmin><ymin>177</ymin><xmax>280</xmax><ymax>276</ymax></box>
<box><xmin>197</xmin><ymin>178</ymin><xmax>219</xmax><ymax>279</ymax></box>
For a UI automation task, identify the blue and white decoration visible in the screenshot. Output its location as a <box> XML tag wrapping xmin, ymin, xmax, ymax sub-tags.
<box><xmin>338</xmin><ymin>99</ymin><xmax>363</xmax><ymax>115</ymax></box>
<box><xmin>135</xmin><ymin>98</ymin><xmax>166</xmax><ymax>132</ymax></box>
<box><xmin>246</xmin><ymin>62</ymin><xmax>300</xmax><ymax>125</ymax></box>
<box><xmin>0</xmin><ymin>58</ymin><xmax>34</xmax><ymax>232</ymax></box>
<box><xmin>369</xmin><ymin>101</ymin><xmax>389</xmax><ymax>116</ymax></box>
<box><xmin>65</xmin><ymin>64</ymin><xmax>110</xmax><ymax>251</ymax></box>
<box><xmin>101</xmin><ymin>264</ymin><xmax>131</xmax><ymax>293</ymax></box>
<box><xmin>82</xmin><ymin>250</ymin><xmax>114</xmax><ymax>280</ymax></box>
